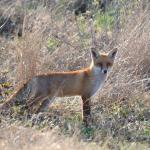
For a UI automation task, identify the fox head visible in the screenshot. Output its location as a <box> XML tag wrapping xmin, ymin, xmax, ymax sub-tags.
<box><xmin>90</xmin><ymin>48</ymin><xmax>117</xmax><ymax>74</ymax></box>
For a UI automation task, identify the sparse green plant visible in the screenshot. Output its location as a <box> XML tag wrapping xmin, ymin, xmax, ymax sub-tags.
<box><xmin>47</xmin><ymin>38</ymin><xmax>60</xmax><ymax>52</ymax></box>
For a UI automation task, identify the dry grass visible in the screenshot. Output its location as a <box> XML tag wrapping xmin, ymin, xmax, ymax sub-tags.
<box><xmin>0</xmin><ymin>124</ymin><xmax>149</xmax><ymax>150</ymax></box>
<box><xmin>99</xmin><ymin>5</ymin><xmax>150</xmax><ymax>103</ymax></box>
<box><xmin>0</xmin><ymin>0</ymin><xmax>150</xmax><ymax>150</ymax></box>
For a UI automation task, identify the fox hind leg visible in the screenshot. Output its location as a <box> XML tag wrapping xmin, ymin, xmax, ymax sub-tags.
<box><xmin>36</xmin><ymin>98</ymin><xmax>51</xmax><ymax>113</ymax></box>
<box><xmin>26</xmin><ymin>95</ymin><xmax>47</xmax><ymax>113</ymax></box>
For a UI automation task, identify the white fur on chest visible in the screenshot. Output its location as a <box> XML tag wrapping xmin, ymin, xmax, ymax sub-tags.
<box><xmin>91</xmin><ymin>67</ymin><xmax>107</xmax><ymax>96</ymax></box>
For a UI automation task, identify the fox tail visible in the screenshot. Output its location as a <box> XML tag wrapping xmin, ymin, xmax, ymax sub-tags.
<box><xmin>0</xmin><ymin>82</ymin><xmax>30</xmax><ymax>115</ymax></box>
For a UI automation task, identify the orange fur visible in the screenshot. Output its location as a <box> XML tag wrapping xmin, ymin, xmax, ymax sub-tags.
<box><xmin>0</xmin><ymin>48</ymin><xmax>117</xmax><ymax>125</ymax></box>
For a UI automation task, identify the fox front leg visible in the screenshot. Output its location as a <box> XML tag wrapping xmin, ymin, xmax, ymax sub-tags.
<box><xmin>82</xmin><ymin>96</ymin><xmax>92</xmax><ymax>126</ymax></box>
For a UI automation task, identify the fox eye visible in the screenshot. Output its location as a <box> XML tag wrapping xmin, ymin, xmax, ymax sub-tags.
<box><xmin>107</xmin><ymin>63</ymin><xmax>111</xmax><ymax>67</ymax></box>
<box><xmin>98</xmin><ymin>63</ymin><xmax>103</xmax><ymax>68</ymax></box>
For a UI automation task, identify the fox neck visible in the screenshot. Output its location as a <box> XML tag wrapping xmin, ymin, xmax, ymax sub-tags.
<box><xmin>90</xmin><ymin>63</ymin><xmax>107</xmax><ymax>82</ymax></box>
<box><xmin>88</xmin><ymin>62</ymin><xmax>107</xmax><ymax>96</ymax></box>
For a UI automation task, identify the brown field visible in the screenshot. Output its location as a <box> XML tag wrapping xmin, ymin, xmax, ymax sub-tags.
<box><xmin>0</xmin><ymin>0</ymin><xmax>149</xmax><ymax>149</ymax></box>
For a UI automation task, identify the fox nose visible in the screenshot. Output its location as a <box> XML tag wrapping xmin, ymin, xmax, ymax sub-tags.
<box><xmin>103</xmin><ymin>70</ymin><xmax>107</xmax><ymax>74</ymax></box>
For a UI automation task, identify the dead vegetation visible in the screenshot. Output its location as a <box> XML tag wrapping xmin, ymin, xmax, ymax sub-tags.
<box><xmin>0</xmin><ymin>0</ymin><xmax>150</xmax><ymax>149</ymax></box>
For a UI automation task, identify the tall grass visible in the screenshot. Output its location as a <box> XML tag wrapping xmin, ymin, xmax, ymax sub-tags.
<box><xmin>0</xmin><ymin>0</ymin><xmax>149</xmax><ymax>149</ymax></box>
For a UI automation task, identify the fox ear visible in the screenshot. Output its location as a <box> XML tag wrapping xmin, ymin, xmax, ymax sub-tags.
<box><xmin>108</xmin><ymin>48</ymin><xmax>118</xmax><ymax>59</ymax></box>
<box><xmin>91</xmin><ymin>47</ymin><xmax>99</xmax><ymax>59</ymax></box>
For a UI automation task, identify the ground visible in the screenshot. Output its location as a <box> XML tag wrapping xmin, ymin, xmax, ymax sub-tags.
<box><xmin>0</xmin><ymin>0</ymin><xmax>150</xmax><ymax>150</ymax></box>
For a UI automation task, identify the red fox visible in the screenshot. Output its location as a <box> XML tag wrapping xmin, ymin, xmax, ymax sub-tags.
<box><xmin>0</xmin><ymin>48</ymin><xmax>117</xmax><ymax>125</ymax></box>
